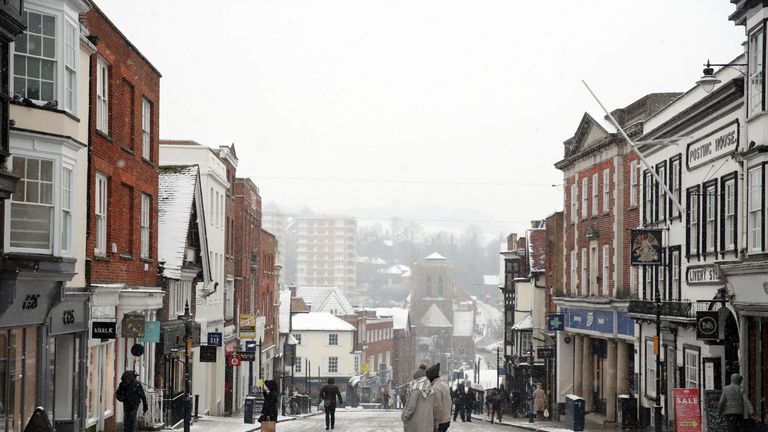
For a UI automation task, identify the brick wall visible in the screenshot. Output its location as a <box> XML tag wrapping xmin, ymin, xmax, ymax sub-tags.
<box><xmin>85</xmin><ymin>8</ymin><xmax>161</xmax><ymax>287</ymax></box>
<box><xmin>260</xmin><ymin>229</ymin><xmax>277</xmax><ymax>348</ymax></box>
<box><xmin>545</xmin><ymin>212</ymin><xmax>564</xmax><ymax>308</ymax></box>
<box><xmin>234</xmin><ymin>178</ymin><xmax>261</xmax><ymax>331</ymax></box>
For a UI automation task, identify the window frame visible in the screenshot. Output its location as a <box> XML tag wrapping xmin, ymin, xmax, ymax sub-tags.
<box><xmin>686</xmin><ymin>186</ymin><xmax>700</xmax><ymax>258</ymax></box>
<box><xmin>580</xmin><ymin>248</ymin><xmax>587</xmax><ymax>295</ymax></box>
<box><xmin>656</xmin><ymin>161</ymin><xmax>667</xmax><ymax>223</ymax></box>
<box><xmin>141</xmin><ymin>98</ymin><xmax>152</xmax><ymax>160</ymax></box>
<box><xmin>702</xmin><ymin>180</ymin><xmax>718</xmax><ymax>255</ymax></box>
<box><xmin>683</xmin><ymin>346</ymin><xmax>700</xmax><ymax>390</ymax></box>
<box><xmin>581</xmin><ymin>177</ymin><xmax>588</xmax><ymax>220</ymax></box>
<box><xmin>748</xmin><ymin>165</ymin><xmax>765</xmax><ymax>252</ymax></box>
<box><xmin>13</xmin><ymin>9</ymin><xmax>58</xmax><ymax>103</ymax></box>
<box><xmin>61</xmin><ymin>165</ymin><xmax>72</xmax><ymax>253</ymax></box>
<box><xmin>9</xmin><ymin>155</ymin><xmax>55</xmax><ymax>253</ymax></box>
<box><xmin>602</xmin><ymin>244</ymin><xmax>609</xmax><ymax>296</ymax></box>
<box><xmin>645</xmin><ymin>339</ymin><xmax>657</xmax><ymax>399</ymax></box>
<box><xmin>602</xmin><ymin>169</ymin><xmax>610</xmax><ymax>214</ymax></box>
<box><xmin>140</xmin><ymin>193</ymin><xmax>150</xmax><ymax>259</ymax></box>
<box><xmin>570</xmin><ymin>183</ymin><xmax>577</xmax><ymax>223</ymax></box>
<box><xmin>96</xmin><ymin>57</ymin><xmax>109</xmax><ymax>134</ymax></box>
<box><xmin>629</xmin><ymin>160</ymin><xmax>638</xmax><ymax>208</ymax></box>
<box><xmin>643</xmin><ymin>169</ymin><xmax>654</xmax><ymax>225</ymax></box>
<box><xmin>591</xmin><ymin>172</ymin><xmax>598</xmax><ymax>217</ymax></box>
<box><xmin>749</xmin><ymin>25</ymin><xmax>765</xmax><ymax>116</ymax></box>
<box><xmin>670</xmin><ymin>246</ymin><xmax>681</xmax><ymax>301</ymax></box>
<box><xmin>328</xmin><ymin>356</ymin><xmax>338</xmax><ymax>374</ymax></box>
<box><xmin>669</xmin><ymin>155</ymin><xmax>682</xmax><ymax>220</ymax></box>
<box><xmin>95</xmin><ymin>173</ymin><xmax>108</xmax><ymax>256</ymax></box>
<box><xmin>721</xmin><ymin>173</ymin><xmax>738</xmax><ymax>255</ymax></box>
<box><xmin>328</xmin><ymin>333</ymin><xmax>338</xmax><ymax>346</ymax></box>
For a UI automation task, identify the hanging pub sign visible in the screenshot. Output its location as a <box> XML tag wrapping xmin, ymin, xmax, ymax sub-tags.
<box><xmin>696</xmin><ymin>311</ymin><xmax>721</xmax><ymax>340</ymax></box>
<box><xmin>121</xmin><ymin>314</ymin><xmax>146</xmax><ymax>338</ymax></box>
<box><xmin>92</xmin><ymin>321</ymin><xmax>116</xmax><ymax>339</ymax></box>
<box><xmin>630</xmin><ymin>229</ymin><xmax>663</xmax><ymax>266</ymax></box>
<box><xmin>200</xmin><ymin>345</ymin><xmax>217</xmax><ymax>363</ymax></box>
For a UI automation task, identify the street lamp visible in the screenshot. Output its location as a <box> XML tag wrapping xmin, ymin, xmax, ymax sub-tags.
<box><xmin>182</xmin><ymin>301</ymin><xmax>193</xmax><ymax>432</ymax></box>
<box><xmin>696</xmin><ymin>59</ymin><xmax>747</xmax><ymax>93</ymax></box>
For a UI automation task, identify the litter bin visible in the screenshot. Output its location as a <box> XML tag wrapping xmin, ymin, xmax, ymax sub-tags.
<box><xmin>565</xmin><ymin>394</ymin><xmax>584</xmax><ymax>431</ymax></box>
<box><xmin>244</xmin><ymin>395</ymin><xmax>257</xmax><ymax>424</ymax></box>
<box><xmin>617</xmin><ymin>394</ymin><xmax>637</xmax><ymax>428</ymax></box>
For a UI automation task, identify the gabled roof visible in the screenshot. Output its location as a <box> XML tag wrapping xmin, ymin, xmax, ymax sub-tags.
<box><xmin>296</xmin><ymin>287</ymin><xmax>354</xmax><ymax>315</ymax></box>
<box><xmin>564</xmin><ymin>113</ymin><xmax>611</xmax><ymax>159</ymax></box>
<box><xmin>292</xmin><ymin>312</ymin><xmax>356</xmax><ymax>331</ymax></box>
<box><xmin>420</xmin><ymin>304</ymin><xmax>453</xmax><ymax>328</ymax></box>
<box><xmin>425</xmin><ymin>252</ymin><xmax>447</xmax><ymax>261</ymax></box>
<box><xmin>158</xmin><ymin>165</ymin><xmax>210</xmax><ymax>280</ymax></box>
<box><xmin>512</xmin><ymin>314</ymin><xmax>533</xmax><ymax>330</ymax></box>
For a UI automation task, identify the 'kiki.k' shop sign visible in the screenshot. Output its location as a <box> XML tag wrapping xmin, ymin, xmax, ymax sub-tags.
<box><xmin>92</xmin><ymin>321</ymin><xmax>116</xmax><ymax>339</ymax></box>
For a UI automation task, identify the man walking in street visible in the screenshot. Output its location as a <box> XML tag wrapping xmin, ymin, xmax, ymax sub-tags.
<box><xmin>320</xmin><ymin>378</ymin><xmax>344</xmax><ymax>430</ymax></box>
<box><xmin>451</xmin><ymin>383</ymin><xmax>465</xmax><ymax>422</ymax></box>
<box><xmin>115</xmin><ymin>370</ymin><xmax>148</xmax><ymax>432</ymax></box>
<box><xmin>427</xmin><ymin>363</ymin><xmax>451</xmax><ymax>432</ymax></box>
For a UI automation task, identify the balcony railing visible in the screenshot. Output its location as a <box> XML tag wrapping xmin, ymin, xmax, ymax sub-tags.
<box><xmin>627</xmin><ymin>299</ymin><xmax>726</xmax><ymax>320</ymax></box>
<box><xmin>141</xmin><ymin>388</ymin><xmax>165</xmax><ymax>430</ymax></box>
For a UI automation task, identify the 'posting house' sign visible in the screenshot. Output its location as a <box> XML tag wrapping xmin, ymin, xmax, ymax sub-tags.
<box><xmin>686</xmin><ymin>120</ymin><xmax>739</xmax><ymax>170</ymax></box>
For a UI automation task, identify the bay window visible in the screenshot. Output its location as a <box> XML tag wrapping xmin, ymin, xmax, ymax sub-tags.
<box><xmin>12</xmin><ymin>9</ymin><xmax>79</xmax><ymax>114</ymax></box>
<box><xmin>10</xmin><ymin>155</ymin><xmax>53</xmax><ymax>251</ymax></box>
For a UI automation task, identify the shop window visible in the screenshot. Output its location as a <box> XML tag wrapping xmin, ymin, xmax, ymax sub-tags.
<box><xmin>684</xmin><ymin>348</ymin><xmax>699</xmax><ymax>389</ymax></box>
<box><xmin>0</xmin><ymin>327</ymin><xmax>40</xmax><ymax>431</ymax></box>
<box><xmin>87</xmin><ymin>341</ymin><xmax>115</xmax><ymax>427</ymax></box>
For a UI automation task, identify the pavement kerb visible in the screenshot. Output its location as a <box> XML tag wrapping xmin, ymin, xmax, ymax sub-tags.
<box><xmin>470</xmin><ymin>414</ymin><xmax>564</xmax><ymax>431</ymax></box>
<box><xmin>243</xmin><ymin>411</ymin><xmax>323</xmax><ymax>431</ymax></box>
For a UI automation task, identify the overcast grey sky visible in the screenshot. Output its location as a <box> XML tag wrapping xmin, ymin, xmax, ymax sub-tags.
<box><xmin>98</xmin><ymin>0</ymin><xmax>744</xmax><ymax>238</ymax></box>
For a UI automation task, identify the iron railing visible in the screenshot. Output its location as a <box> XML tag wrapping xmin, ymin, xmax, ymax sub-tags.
<box><xmin>141</xmin><ymin>388</ymin><xmax>165</xmax><ymax>430</ymax></box>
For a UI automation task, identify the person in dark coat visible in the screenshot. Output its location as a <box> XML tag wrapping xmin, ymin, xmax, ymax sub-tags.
<box><xmin>259</xmin><ymin>380</ymin><xmax>279</xmax><ymax>432</ymax></box>
<box><xmin>319</xmin><ymin>378</ymin><xmax>344</xmax><ymax>430</ymax></box>
<box><xmin>462</xmin><ymin>385</ymin><xmax>475</xmax><ymax>422</ymax></box>
<box><xmin>115</xmin><ymin>370</ymin><xmax>147</xmax><ymax>432</ymax></box>
<box><xmin>452</xmin><ymin>383</ymin><xmax>465</xmax><ymax>422</ymax></box>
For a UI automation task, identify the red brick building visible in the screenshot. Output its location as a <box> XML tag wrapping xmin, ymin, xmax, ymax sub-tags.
<box><xmin>260</xmin><ymin>229</ymin><xmax>279</xmax><ymax>380</ymax></box>
<box><xmin>84</xmin><ymin>5</ymin><xmax>163</xmax><ymax>431</ymax></box>
<box><xmin>234</xmin><ymin>178</ymin><xmax>261</xmax><ymax>327</ymax></box>
<box><xmin>553</xmin><ymin>94</ymin><xmax>678</xmax><ymax>420</ymax></box>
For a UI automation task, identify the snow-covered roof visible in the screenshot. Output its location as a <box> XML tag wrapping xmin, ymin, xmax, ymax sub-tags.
<box><xmin>375</xmin><ymin>307</ymin><xmax>409</xmax><ymax>330</ymax></box>
<box><xmin>378</xmin><ymin>264</ymin><xmax>411</xmax><ymax>277</ymax></box>
<box><xmin>296</xmin><ymin>286</ymin><xmax>354</xmax><ymax>315</ymax></box>
<box><xmin>357</xmin><ymin>256</ymin><xmax>387</xmax><ymax>265</ymax></box>
<box><xmin>291</xmin><ymin>312</ymin><xmax>355</xmax><ymax>331</ymax></box>
<box><xmin>382</xmin><ymin>239</ymin><xmax>394</xmax><ymax>247</ymax></box>
<box><xmin>279</xmin><ymin>290</ymin><xmax>292</xmax><ymax>333</ymax></box>
<box><xmin>420</xmin><ymin>304</ymin><xmax>453</xmax><ymax>328</ymax></box>
<box><xmin>425</xmin><ymin>252</ymin><xmax>447</xmax><ymax>261</ymax></box>
<box><xmin>528</xmin><ymin>228</ymin><xmax>547</xmax><ymax>273</ymax></box>
<box><xmin>483</xmin><ymin>275</ymin><xmax>499</xmax><ymax>286</ymax></box>
<box><xmin>512</xmin><ymin>314</ymin><xmax>533</xmax><ymax>330</ymax></box>
<box><xmin>158</xmin><ymin>165</ymin><xmax>199</xmax><ymax>280</ymax></box>
<box><xmin>453</xmin><ymin>310</ymin><xmax>474</xmax><ymax>337</ymax></box>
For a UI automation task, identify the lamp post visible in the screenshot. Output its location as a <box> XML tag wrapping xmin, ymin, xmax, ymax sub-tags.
<box><xmin>500</xmin><ymin>251</ymin><xmax>521</xmax><ymax>391</ymax></box>
<box><xmin>182</xmin><ymin>301</ymin><xmax>193</xmax><ymax>432</ymax></box>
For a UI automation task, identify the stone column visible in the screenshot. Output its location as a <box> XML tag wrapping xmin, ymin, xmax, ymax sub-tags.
<box><xmin>583</xmin><ymin>336</ymin><xmax>593</xmax><ymax>412</ymax></box>
<box><xmin>616</xmin><ymin>341</ymin><xmax>629</xmax><ymax>396</ymax></box>
<box><xmin>574</xmin><ymin>335</ymin><xmax>583</xmax><ymax>397</ymax></box>
<box><xmin>606</xmin><ymin>339</ymin><xmax>618</xmax><ymax>421</ymax></box>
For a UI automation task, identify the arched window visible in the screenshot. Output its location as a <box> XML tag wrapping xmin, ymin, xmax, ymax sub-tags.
<box><xmin>425</xmin><ymin>276</ymin><xmax>432</xmax><ymax>297</ymax></box>
<box><xmin>437</xmin><ymin>275</ymin><xmax>444</xmax><ymax>297</ymax></box>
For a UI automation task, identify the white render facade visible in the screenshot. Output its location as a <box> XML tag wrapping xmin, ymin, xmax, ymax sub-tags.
<box><xmin>631</xmin><ymin>57</ymin><xmax>745</xmax><ymax>428</ymax></box>
<box><xmin>160</xmin><ymin>142</ymin><xmax>228</xmax><ymax>415</ymax></box>
<box><xmin>296</xmin><ymin>216</ymin><xmax>358</xmax><ymax>302</ymax></box>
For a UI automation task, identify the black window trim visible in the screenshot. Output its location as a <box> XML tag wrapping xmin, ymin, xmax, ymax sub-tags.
<box><xmin>669</xmin><ymin>154</ymin><xmax>683</xmax><ymax>220</ymax></box>
<box><xmin>719</xmin><ymin>172</ymin><xmax>739</xmax><ymax>258</ymax></box>
<box><xmin>686</xmin><ymin>185</ymin><xmax>701</xmax><ymax>260</ymax></box>
<box><xmin>656</xmin><ymin>160</ymin><xmax>668</xmax><ymax>223</ymax></box>
<box><xmin>701</xmin><ymin>179</ymin><xmax>719</xmax><ymax>259</ymax></box>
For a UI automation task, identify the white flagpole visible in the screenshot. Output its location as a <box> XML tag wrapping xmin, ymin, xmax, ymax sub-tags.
<box><xmin>581</xmin><ymin>80</ymin><xmax>685</xmax><ymax>215</ymax></box>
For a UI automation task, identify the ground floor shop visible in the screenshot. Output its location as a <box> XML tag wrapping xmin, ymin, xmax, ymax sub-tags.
<box><xmin>555</xmin><ymin>305</ymin><xmax>634</xmax><ymax>422</ymax></box>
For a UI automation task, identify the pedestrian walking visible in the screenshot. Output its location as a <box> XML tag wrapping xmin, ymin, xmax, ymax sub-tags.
<box><xmin>383</xmin><ymin>389</ymin><xmax>391</xmax><ymax>411</ymax></box>
<box><xmin>402</xmin><ymin>365</ymin><xmax>434</xmax><ymax>432</ymax></box>
<box><xmin>462</xmin><ymin>385</ymin><xmax>475</xmax><ymax>422</ymax></box>
<box><xmin>451</xmin><ymin>383</ymin><xmax>465</xmax><ymax>422</ymax></box>
<box><xmin>320</xmin><ymin>378</ymin><xmax>344</xmax><ymax>430</ymax></box>
<box><xmin>533</xmin><ymin>383</ymin><xmax>547</xmax><ymax>421</ymax></box>
<box><xmin>427</xmin><ymin>363</ymin><xmax>451</xmax><ymax>432</ymax></box>
<box><xmin>719</xmin><ymin>373</ymin><xmax>754</xmax><ymax>432</ymax></box>
<box><xmin>259</xmin><ymin>380</ymin><xmax>278</xmax><ymax>432</ymax></box>
<box><xmin>115</xmin><ymin>370</ymin><xmax>147</xmax><ymax>432</ymax></box>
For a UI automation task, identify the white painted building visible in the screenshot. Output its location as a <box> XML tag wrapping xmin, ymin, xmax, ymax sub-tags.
<box><xmin>160</xmin><ymin>140</ymin><xmax>228</xmax><ymax>415</ymax></box>
<box><xmin>291</xmin><ymin>312</ymin><xmax>356</xmax><ymax>397</ymax></box>
<box><xmin>296</xmin><ymin>216</ymin><xmax>357</xmax><ymax>302</ymax></box>
<box><xmin>631</xmin><ymin>56</ymin><xmax>745</xmax><ymax>427</ymax></box>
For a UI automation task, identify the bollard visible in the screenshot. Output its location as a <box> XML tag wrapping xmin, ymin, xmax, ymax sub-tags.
<box><xmin>194</xmin><ymin>394</ymin><xmax>200</xmax><ymax>419</ymax></box>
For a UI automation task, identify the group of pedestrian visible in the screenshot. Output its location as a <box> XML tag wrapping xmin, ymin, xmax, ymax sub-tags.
<box><xmin>401</xmin><ymin>363</ymin><xmax>452</xmax><ymax>432</ymax></box>
<box><xmin>450</xmin><ymin>382</ymin><xmax>475</xmax><ymax>422</ymax></box>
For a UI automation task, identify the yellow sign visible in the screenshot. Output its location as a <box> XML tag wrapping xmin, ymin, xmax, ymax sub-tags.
<box><xmin>239</xmin><ymin>314</ymin><xmax>257</xmax><ymax>339</ymax></box>
<box><xmin>258</xmin><ymin>378</ymin><xmax>264</xmax><ymax>389</ymax></box>
<box><xmin>361</xmin><ymin>363</ymin><xmax>369</xmax><ymax>373</ymax></box>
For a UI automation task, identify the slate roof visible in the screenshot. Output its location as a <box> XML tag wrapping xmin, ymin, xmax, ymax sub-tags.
<box><xmin>291</xmin><ymin>312</ymin><xmax>356</xmax><ymax>331</ymax></box>
<box><xmin>296</xmin><ymin>286</ymin><xmax>354</xmax><ymax>315</ymax></box>
<box><xmin>420</xmin><ymin>304</ymin><xmax>453</xmax><ymax>328</ymax></box>
<box><xmin>158</xmin><ymin>165</ymin><xmax>199</xmax><ymax>280</ymax></box>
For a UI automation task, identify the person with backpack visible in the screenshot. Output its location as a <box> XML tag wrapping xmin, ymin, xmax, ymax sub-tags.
<box><xmin>115</xmin><ymin>370</ymin><xmax>147</xmax><ymax>432</ymax></box>
<box><xmin>319</xmin><ymin>378</ymin><xmax>344</xmax><ymax>430</ymax></box>
<box><xmin>258</xmin><ymin>380</ymin><xmax>279</xmax><ymax>432</ymax></box>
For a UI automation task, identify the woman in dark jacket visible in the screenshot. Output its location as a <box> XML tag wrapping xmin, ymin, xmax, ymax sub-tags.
<box><xmin>259</xmin><ymin>380</ymin><xmax>279</xmax><ymax>432</ymax></box>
